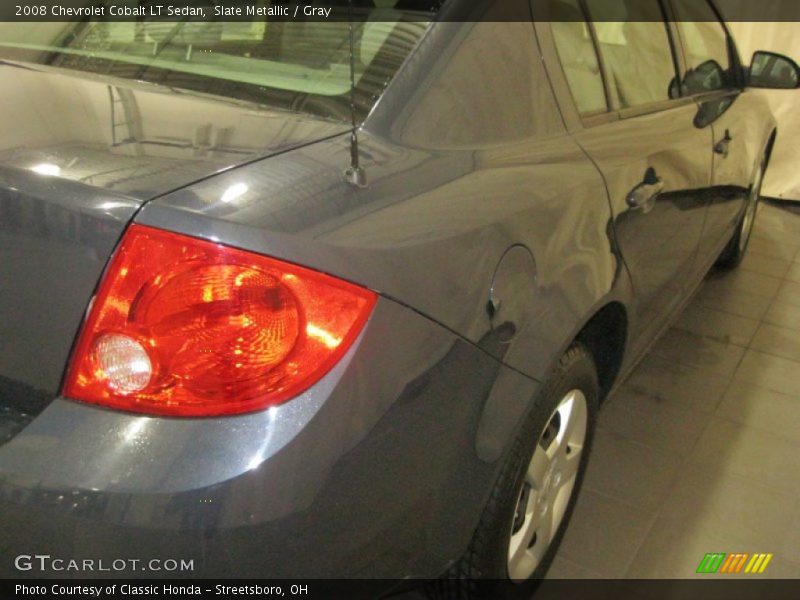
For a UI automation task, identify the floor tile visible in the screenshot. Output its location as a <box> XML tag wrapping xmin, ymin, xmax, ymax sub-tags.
<box><xmin>601</xmin><ymin>388</ymin><xmax>711</xmax><ymax>457</ymax></box>
<box><xmin>657</xmin><ymin>463</ymin><xmax>797</xmax><ymax>536</ymax></box>
<box><xmin>747</xmin><ymin>234</ymin><xmax>799</xmax><ymax>262</ymax></box>
<box><xmin>752</xmin><ymin>203</ymin><xmax>800</xmax><ymax>247</ymax></box>
<box><xmin>673</xmin><ymin>304</ymin><xmax>759</xmax><ymax>348</ymax></box>
<box><xmin>702</xmin><ymin>268</ymin><xmax>783</xmax><ymax>299</ymax></box>
<box><xmin>556</xmin><ymin>490</ymin><xmax>654</xmax><ymax>578</ymax></box>
<box><xmin>627</xmin><ymin>516</ymin><xmax>794</xmax><ymax>579</ymax></box>
<box><xmin>583</xmin><ymin>429</ymin><xmax>682</xmax><ymax>511</ymax></box>
<box><xmin>739</xmin><ymin>250</ymin><xmax>791</xmax><ymax>278</ymax></box>
<box><xmin>752</xmin><ymin>219</ymin><xmax>800</xmax><ymax>246</ymax></box>
<box><xmin>692</xmin><ymin>284</ymin><xmax>773</xmax><ymax>320</ymax></box>
<box><xmin>735</xmin><ymin>349</ymin><xmax>800</xmax><ymax>397</ymax></box>
<box><xmin>650</xmin><ymin>328</ymin><xmax>746</xmax><ymax>378</ymax></box>
<box><xmin>750</xmin><ymin>322</ymin><xmax>800</xmax><ymax>362</ymax></box>
<box><xmin>688</xmin><ymin>418</ymin><xmax>800</xmax><ymax>496</ymax></box>
<box><xmin>545</xmin><ymin>555</ymin><xmax>604</xmax><ymax>579</ymax></box>
<box><xmin>773</xmin><ymin>280</ymin><xmax>800</xmax><ymax>309</ymax></box>
<box><xmin>717</xmin><ymin>382</ymin><xmax>800</xmax><ymax>443</ymax></box>
<box><xmin>763</xmin><ymin>300</ymin><xmax>800</xmax><ymax>332</ymax></box>
<box><xmin>785</xmin><ymin>261</ymin><xmax>800</xmax><ymax>284</ymax></box>
<box><xmin>626</xmin><ymin>466</ymin><xmax>797</xmax><ymax>578</ymax></box>
<box><xmin>622</xmin><ymin>354</ymin><xmax>729</xmax><ymax>414</ymax></box>
<box><xmin>778</xmin><ymin>500</ymin><xmax>800</xmax><ymax>566</ymax></box>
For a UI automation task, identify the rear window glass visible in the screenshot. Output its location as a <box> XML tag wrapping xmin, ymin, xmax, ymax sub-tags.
<box><xmin>0</xmin><ymin>1</ymin><xmax>443</xmax><ymax>122</ymax></box>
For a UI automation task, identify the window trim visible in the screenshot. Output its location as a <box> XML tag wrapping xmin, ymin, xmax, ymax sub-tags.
<box><xmin>586</xmin><ymin>0</ymin><xmax>686</xmax><ymax>119</ymax></box>
<box><xmin>539</xmin><ymin>0</ymin><xmax>695</xmax><ymax>129</ymax></box>
<box><xmin>578</xmin><ymin>0</ymin><xmax>615</xmax><ymax>113</ymax></box>
<box><xmin>533</xmin><ymin>20</ymin><xmax>616</xmax><ymax>132</ymax></box>
<box><xmin>542</xmin><ymin>8</ymin><xmax>611</xmax><ymax>121</ymax></box>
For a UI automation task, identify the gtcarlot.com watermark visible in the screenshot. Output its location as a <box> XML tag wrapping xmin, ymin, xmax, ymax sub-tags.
<box><xmin>14</xmin><ymin>554</ymin><xmax>194</xmax><ymax>573</ymax></box>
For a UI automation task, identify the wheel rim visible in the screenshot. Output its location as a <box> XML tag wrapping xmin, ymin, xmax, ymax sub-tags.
<box><xmin>739</xmin><ymin>164</ymin><xmax>763</xmax><ymax>254</ymax></box>
<box><xmin>507</xmin><ymin>389</ymin><xmax>588</xmax><ymax>581</ymax></box>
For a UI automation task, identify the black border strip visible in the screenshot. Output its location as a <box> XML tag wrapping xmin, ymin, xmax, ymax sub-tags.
<box><xmin>2</xmin><ymin>0</ymin><xmax>800</xmax><ymax>22</ymax></box>
<box><xmin>4</xmin><ymin>579</ymin><xmax>800</xmax><ymax>600</ymax></box>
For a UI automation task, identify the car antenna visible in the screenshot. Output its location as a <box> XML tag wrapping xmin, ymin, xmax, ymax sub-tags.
<box><xmin>344</xmin><ymin>0</ymin><xmax>367</xmax><ymax>187</ymax></box>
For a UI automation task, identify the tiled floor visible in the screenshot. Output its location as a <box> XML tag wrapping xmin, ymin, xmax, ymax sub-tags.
<box><xmin>549</xmin><ymin>201</ymin><xmax>800</xmax><ymax>579</ymax></box>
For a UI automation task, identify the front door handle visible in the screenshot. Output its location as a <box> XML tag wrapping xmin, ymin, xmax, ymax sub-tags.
<box><xmin>714</xmin><ymin>129</ymin><xmax>733</xmax><ymax>157</ymax></box>
<box><xmin>626</xmin><ymin>167</ymin><xmax>664</xmax><ymax>213</ymax></box>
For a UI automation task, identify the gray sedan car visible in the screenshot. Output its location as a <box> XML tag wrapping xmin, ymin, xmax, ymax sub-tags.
<box><xmin>1</xmin><ymin>0</ymin><xmax>798</xmax><ymax>594</ymax></box>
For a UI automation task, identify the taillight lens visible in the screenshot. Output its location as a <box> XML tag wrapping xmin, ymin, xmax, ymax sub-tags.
<box><xmin>63</xmin><ymin>224</ymin><xmax>376</xmax><ymax>417</ymax></box>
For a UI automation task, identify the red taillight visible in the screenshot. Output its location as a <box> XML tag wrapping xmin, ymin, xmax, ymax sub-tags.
<box><xmin>63</xmin><ymin>224</ymin><xmax>376</xmax><ymax>417</ymax></box>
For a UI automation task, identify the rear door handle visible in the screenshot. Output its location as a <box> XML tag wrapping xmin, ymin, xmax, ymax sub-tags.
<box><xmin>714</xmin><ymin>129</ymin><xmax>733</xmax><ymax>157</ymax></box>
<box><xmin>626</xmin><ymin>167</ymin><xmax>664</xmax><ymax>213</ymax></box>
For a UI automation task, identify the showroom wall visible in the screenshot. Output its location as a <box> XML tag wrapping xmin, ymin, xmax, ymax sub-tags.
<box><xmin>702</xmin><ymin>1</ymin><xmax>799</xmax><ymax>200</ymax></box>
<box><xmin>727</xmin><ymin>20</ymin><xmax>800</xmax><ymax>201</ymax></box>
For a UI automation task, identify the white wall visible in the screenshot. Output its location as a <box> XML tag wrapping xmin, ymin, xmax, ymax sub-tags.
<box><xmin>725</xmin><ymin>17</ymin><xmax>800</xmax><ymax>200</ymax></box>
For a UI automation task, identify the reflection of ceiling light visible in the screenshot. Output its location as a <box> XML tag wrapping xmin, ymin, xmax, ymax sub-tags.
<box><xmin>220</xmin><ymin>182</ymin><xmax>248</xmax><ymax>204</ymax></box>
<box><xmin>99</xmin><ymin>201</ymin><xmax>128</xmax><ymax>211</ymax></box>
<box><xmin>123</xmin><ymin>417</ymin><xmax>149</xmax><ymax>442</ymax></box>
<box><xmin>31</xmin><ymin>163</ymin><xmax>61</xmax><ymax>176</ymax></box>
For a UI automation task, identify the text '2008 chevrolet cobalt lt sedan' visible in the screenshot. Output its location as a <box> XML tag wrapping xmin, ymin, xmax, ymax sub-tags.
<box><xmin>0</xmin><ymin>0</ymin><xmax>798</xmax><ymax>595</ymax></box>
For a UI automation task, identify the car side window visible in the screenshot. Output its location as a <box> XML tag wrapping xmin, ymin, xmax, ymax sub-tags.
<box><xmin>549</xmin><ymin>0</ymin><xmax>608</xmax><ymax>115</ymax></box>
<box><xmin>396</xmin><ymin>22</ymin><xmax>564</xmax><ymax>147</ymax></box>
<box><xmin>585</xmin><ymin>0</ymin><xmax>678</xmax><ymax>110</ymax></box>
<box><xmin>671</xmin><ymin>0</ymin><xmax>735</xmax><ymax>94</ymax></box>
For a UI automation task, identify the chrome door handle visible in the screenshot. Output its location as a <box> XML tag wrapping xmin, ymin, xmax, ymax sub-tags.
<box><xmin>714</xmin><ymin>129</ymin><xmax>733</xmax><ymax>157</ymax></box>
<box><xmin>626</xmin><ymin>167</ymin><xmax>664</xmax><ymax>213</ymax></box>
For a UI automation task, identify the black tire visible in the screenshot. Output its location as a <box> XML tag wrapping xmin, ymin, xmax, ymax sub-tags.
<box><xmin>716</xmin><ymin>157</ymin><xmax>766</xmax><ymax>269</ymax></box>
<box><xmin>429</xmin><ymin>344</ymin><xmax>599</xmax><ymax>600</ymax></box>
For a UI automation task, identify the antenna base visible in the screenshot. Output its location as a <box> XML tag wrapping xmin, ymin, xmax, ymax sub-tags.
<box><xmin>345</xmin><ymin>166</ymin><xmax>367</xmax><ymax>188</ymax></box>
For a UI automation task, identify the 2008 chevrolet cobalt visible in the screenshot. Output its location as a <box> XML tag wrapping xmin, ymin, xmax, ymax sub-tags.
<box><xmin>0</xmin><ymin>0</ymin><xmax>798</xmax><ymax>595</ymax></box>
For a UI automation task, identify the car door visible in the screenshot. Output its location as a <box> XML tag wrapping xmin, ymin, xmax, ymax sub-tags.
<box><xmin>669</xmin><ymin>0</ymin><xmax>766</xmax><ymax>270</ymax></box>
<box><xmin>539</xmin><ymin>0</ymin><xmax>714</xmax><ymax>352</ymax></box>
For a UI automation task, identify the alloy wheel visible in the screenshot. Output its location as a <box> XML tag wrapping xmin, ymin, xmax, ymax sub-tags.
<box><xmin>507</xmin><ymin>389</ymin><xmax>588</xmax><ymax>581</ymax></box>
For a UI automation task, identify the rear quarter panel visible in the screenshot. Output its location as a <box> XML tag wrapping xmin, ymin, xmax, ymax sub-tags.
<box><xmin>138</xmin><ymin>19</ymin><xmax>627</xmax><ymax>387</ymax></box>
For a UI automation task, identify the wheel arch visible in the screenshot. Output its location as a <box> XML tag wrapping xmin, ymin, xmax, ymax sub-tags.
<box><xmin>574</xmin><ymin>301</ymin><xmax>629</xmax><ymax>402</ymax></box>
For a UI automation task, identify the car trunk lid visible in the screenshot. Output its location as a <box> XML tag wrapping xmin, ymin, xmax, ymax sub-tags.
<box><xmin>0</xmin><ymin>62</ymin><xmax>347</xmax><ymax>443</ymax></box>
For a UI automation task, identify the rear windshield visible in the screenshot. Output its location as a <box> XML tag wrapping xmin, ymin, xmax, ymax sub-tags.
<box><xmin>0</xmin><ymin>1</ymin><xmax>443</xmax><ymax>122</ymax></box>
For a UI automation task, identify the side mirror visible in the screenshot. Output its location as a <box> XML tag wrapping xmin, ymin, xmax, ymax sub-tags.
<box><xmin>748</xmin><ymin>50</ymin><xmax>800</xmax><ymax>89</ymax></box>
